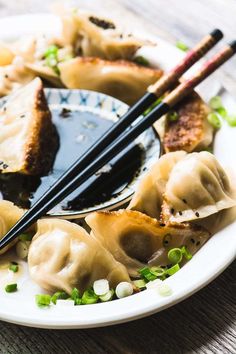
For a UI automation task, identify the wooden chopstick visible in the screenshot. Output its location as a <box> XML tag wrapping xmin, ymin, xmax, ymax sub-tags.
<box><xmin>1</xmin><ymin>39</ymin><xmax>235</xmax><ymax>251</ymax></box>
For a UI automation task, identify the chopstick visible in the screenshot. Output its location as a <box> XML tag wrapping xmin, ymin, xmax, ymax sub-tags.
<box><xmin>1</xmin><ymin>40</ymin><xmax>235</xmax><ymax>251</ymax></box>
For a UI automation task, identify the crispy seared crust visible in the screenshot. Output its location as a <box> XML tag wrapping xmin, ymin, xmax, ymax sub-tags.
<box><xmin>23</xmin><ymin>80</ymin><xmax>58</xmax><ymax>175</ymax></box>
<box><xmin>88</xmin><ymin>209</ymin><xmax>206</xmax><ymax>233</ymax></box>
<box><xmin>0</xmin><ymin>78</ymin><xmax>58</xmax><ymax>175</ymax></box>
<box><xmin>71</xmin><ymin>57</ymin><xmax>163</xmax><ymax>74</ymax></box>
<box><xmin>163</xmin><ymin>92</ymin><xmax>212</xmax><ymax>152</ymax></box>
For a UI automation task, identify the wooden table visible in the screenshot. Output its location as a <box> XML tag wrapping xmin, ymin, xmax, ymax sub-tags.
<box><xmin>0</xmin><ymin>1</ymin><xmax>235</xmax><ymax>353</ymax></box>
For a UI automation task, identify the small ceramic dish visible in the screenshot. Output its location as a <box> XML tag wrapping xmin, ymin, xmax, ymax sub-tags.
<box><xmin>0</xmin><ymin>88</ymin><xmax>161</xmax><ymax>218</ymax></box>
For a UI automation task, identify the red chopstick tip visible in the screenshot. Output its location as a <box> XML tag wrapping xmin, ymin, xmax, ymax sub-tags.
<box><xmin>229</xmin><ymin>41</ymin><xmax>236</xmax><ymax>53</ymax></box>
<box><xmin>210</xmin><ymin>29</ymin><xmax>223</xmax><ymax>41</ymax></box>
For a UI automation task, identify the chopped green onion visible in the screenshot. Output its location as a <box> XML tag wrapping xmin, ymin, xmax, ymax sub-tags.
<box><xmin>115</xmin><ymin>282</ymin><xmax>133</xmax><ymax>299</ymax></box>
<box><xmin>139</xmin><ymin>267</ymin><xmax>156</xmax><ymax>281</ymax></box>
<box><xmin>176</xmin><ymin>41</ymin><xmax>189</xmax><ymax>52</ymax></box>
<box><xmin>19</xmin><ymin>233</ymin><xmax>33</xmax><ymax>241</ymax></box>
<box><xmin>9</xmin><ymin>262</ymin><xmax>19</xmax><ymax>273</ymax></box>
<box><xmin>74</xmin><ymin>297</ymin><xmax>82</xmax><ymax>305</ymax></box>
<box><xmin>35</xmin><ymin>294</ymin><xmax>51</xmax><ymax>307</ymax></box>
<box><xmin>133</xmin><ymin>279</ymin><xmax>147</xmax><ymax>289</ymax></box>
<box><xmin>81</xmin><ymin>289</ymin><xmax>99</xmax><ymax>305</ymax></box>
<box><xmin>99</xmin><ymin>289</ymin><xmax>114</xmax><ymax>302</ymax></box>
<box><xmin>5</xmin><ymin>283</ymin><xmax>17</xmax><ymax>293</ymax></box>
<box><xmin>70</xmin><ymin>288</ymin><xmax>82</xmax><ymax>305</ymax></box>
<box><xmin>158</xmin><ymin>283</ymin><xmax>172</xmax><ymax>297</ymax></box>
<box><xmin>165</xmin><ymin>263</ymin><xmax>180</xmax><ymax>276</ymax></box>
<box><xmin>207</xmin><ymin>113</ymin><xmax>222</xmax><ymax>129</ymax></box>
<box><xmin>150</xmin><ymin>266</ymin><xmax>165</xmax><ymax>277</ymax></box>
<box><xmin>134</xmin><ymin>55</ymin><xmax>150</xmax><ymax>67</ymax></box>
<box><xmin>181</xmin><ymin>246</ymin><xmax>193</xmax><ymax>260</ymax></box>
<box><xmin>71</xmin><ymin>288</ymin><xmax>80</xmax><ymax>300</ymax></box>
<box><xmin>51</xmin><ymin>291</ymin><xmax>69</xmax><ymax>305</ymax></box>
<box><xmin>93</xmin><ymin>279</ymin><xmax>109</xmax><ymax>296</ymax></box>
<box><xmin>226</xmin><ymin>114</ymin><xmax>236</xmax><ymax>127</ymax></box>
<box><xmin>216</xmin><ymin>106</ymin><xmax>227</xmax><ymax>118</ymax></box>
<box><xmin>168</xmin><ymin>248</ymin><xmax>183</xmax><ymax>264</ymax></box>
<box><xmin>209</xmin><ymin>96</ymin><xmax>223</xmax><ymax>110</ymax></box>
<box><xmin>167</xmin><ymin>110</ymin><xmax>179</xmax><ymax>122</ymax></box>
<box><xmin>44</xmin><ymin>45</ymin><xmax>59</xmax><ymax>58</ymax></box>
<box><xmin>143</xmin><ymin>97</ymin><xmax>162</xmax><ymax>116</ymax></box>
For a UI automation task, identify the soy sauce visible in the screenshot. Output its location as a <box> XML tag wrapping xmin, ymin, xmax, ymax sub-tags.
<box><xmin>0</xmin><ymin>108</ymin><xmax>143</xmax><ymax>212</ymax></box>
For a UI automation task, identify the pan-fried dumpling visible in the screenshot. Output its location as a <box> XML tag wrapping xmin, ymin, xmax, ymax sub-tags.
<box><xmin>28</xmin><ymin>218</ymin><xmax>131</xmax><ymax>294</ymax></box>
<box><xmin>0</xmin><ymin>42</ymin><xmax>14</xmax><ymax>66</ymax></box>
<box><xmin>0</xmin><ymin>77</ymin><xmax>58</xmax><ymax>175</ymax></box>
<box><xmin>0</xmin><ymin>56</ymin><xmax>35</xmax><ymax>97</ymax></box>
<box><xmin>0</xmin><ymin>200</ymin><xmax>24</xmax><ymax>255</ymax></box>
<box><xmin>59</xmin><ymin>57</ymin><xmax>163</xmax><ymax>105</ymax></box>
<box><xmin>161</xmin><ymin>151</ymin><xmax>236</xmax><ymax>223</ymax></box>
<box><xmin>128</xmin><ymin>151</ymin><xmax>186</xmax><ymax>219</ymax></box>
<box><xmin>86</xmin><ymin>210</ymin><xmax>210</xmax><ymax>277</ymax></box>
<box><xmin>57</xmin><ymin>8</ymin><xmax>146</xmax><ymax>60</ymax></box>
<box><xmin>154</xmin><ymin>92</ymin><xmax>213</xmax><ymax>153</ymax></box>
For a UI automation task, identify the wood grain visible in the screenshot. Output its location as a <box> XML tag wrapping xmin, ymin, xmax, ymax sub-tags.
<box><xmin>0</xmin><ymin>1</ymin><xmax>235</xmax><ymax>353</ymax></box>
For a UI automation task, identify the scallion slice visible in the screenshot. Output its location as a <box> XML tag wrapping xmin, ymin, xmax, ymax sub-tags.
<box><xmin>216</xmin><ymin>106</ymin><xmax>227</xmax><ymax>118</ymax></box>
<box><xmin>226</xmin><ymin>114</ymin><xmax>236</xmax><ymax>127</ymax></box>
<box><xmin>209</xmin><ymin>96</ymin><xmax>223</xmax><ymax>110</ymax></box>
<box><xmin>115</xmin><ymin>282</ymin><xmax>133</xmax><ymax>299</ymax></box>
<box><xmin>44</xmin><ymin>44</ymin><xmax>59</xmax><ymax>58</ymax></box>
<box><xmin>5</xmin><ymin>283</ymin><xmax>17</xmax><ymax>293</ymax></box>
<box><xmin>9</xmin><ymin>262</ymin><xmax>19</xmax><ymax>273</ymax></box>
<box><xmin>150</xmin><ymin>266</ymin><xmax>165</xmax><ymax>277</ymax></box>
<box><xmin>158</xmin><ymin>283</ymin><xmax>172</xmax><ymax>297</ymax></box>
<box><xmin>168</xmin><ymin>248</ymin><xmax>183</xmax><ymax>264</ymax></box>
<box><xmin>99</xmin><ymin>289</ymin><xmax>114</xmax><ymax>302</ymax></box>
<box><xmin>81</xmin><ymin>289</ymin><xmax>99</xmax><ymax>305</ymax></box>
<box><xmin>176</xmin><ymin>41</ymin><xmax>189</xmax><ymax>52</ymax></box>
<box><xmin>35</xmin><ymin>294</ymin><xmax>51</xmax><ymax>307</ymax></box>
<box><xmin>207</xmin><ymin>113</ymin><xmax>222</xmax><ymax>129</ymax></box>
<box><xmin>139</xmin><ymin>267</ymin><xmax>156</xmax><ymax>281</ymax></box>
<box><xmin>93</xmin><ymin>279</ymin><xmax>109</xmax><ymax>296</ymax></box>
<box><xmin>181</xmin><ymin>246</ymin><xmax>193</xmax><ymax>260</ymax></box>
<box><xmin>51</xmin><ymin>291</ymin><xmax>69</xmax><ymax>305</ymax></box>
<box><xmin>165</xmin><ymin>263</ymin><xmax>180</xmax><ymax>276</ymax></box>
<box><xmin>133</xmin><ymin>279</ymin><xmax>147</xmax><ymax>289</ymax></box>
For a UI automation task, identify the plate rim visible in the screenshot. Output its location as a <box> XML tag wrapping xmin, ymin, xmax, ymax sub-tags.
<box><xmin>0</xmin><ymin>13</ymin><xmax>235</xmax><ymax>330</ymax></box>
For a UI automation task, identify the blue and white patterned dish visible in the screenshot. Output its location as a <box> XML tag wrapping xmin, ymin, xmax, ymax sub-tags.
<box><xmin>44</xmin><ymin>89</ymin><xmax>161</xmax><ymax>218</ymax></box>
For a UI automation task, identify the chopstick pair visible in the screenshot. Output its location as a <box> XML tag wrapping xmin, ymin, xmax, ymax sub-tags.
<box><xmin>1</xmin><ymin>30</ymin><xmax>236</xmax><ymax>251</ymax></box>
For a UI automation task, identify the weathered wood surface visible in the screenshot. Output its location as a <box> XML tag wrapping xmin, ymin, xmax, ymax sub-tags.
<box><xmin>0</xmin><ymin>1</ymin><xmax>235</xmax><ymax>353</ymax></box>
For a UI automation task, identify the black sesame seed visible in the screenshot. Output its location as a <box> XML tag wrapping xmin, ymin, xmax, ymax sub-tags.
<box><xmin>164</xmin><ymin>240</ymin><xmax>169</xmax><ymax>245</ymax></box>
<box><xmin>195</xmin><ymin>212</ymin><xmax>200</xmax><ymax>217</ymax></box>
<box><xmin>4</xmin><ymin>74</ymin><xmax>8</xmax><ymax>79</ymax></box>
<box><xmin>196</xmin><ymin>241</ymin><xmax>200</xmax><ymax>246</ymax></box>
<box><xmin>179</xmin><ymin>211</ymin><xmax>183</xmax><ymax>216</ymax></box>
<box><xmin>182</xmin><ymin>199</ymin><xmax>187</xmax><ymax>204</ymax></box>
<box><xmin>191</xmin><ymin>238</ymin><xmax>195</xmax><ymax>244</ymax></box>
<box><xmin>159</xmin><ymin>223</ymin><xmax>165</xmax><ymax>227</ymax></box>
<box><xmin>170</xmin><ymin>208</ymin><xmax>175</xmax><ymax>215</ymax></box>
<box><xmin>20</xmin><ymin>114</ymin><xmax>25</xmax><ymax>118</ymax></box>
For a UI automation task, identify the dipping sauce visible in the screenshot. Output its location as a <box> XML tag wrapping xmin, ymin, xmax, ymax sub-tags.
<box><xmin>0</xmin><ymin>108</ymin><xmax>144</xmax><ymax>213</ymax></box>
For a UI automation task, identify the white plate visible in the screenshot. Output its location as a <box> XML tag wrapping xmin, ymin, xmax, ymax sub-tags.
<box><xmin>0</xmin><ymin>14</ymin><xmax>235</xmax><ymax>329</ymax></box>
